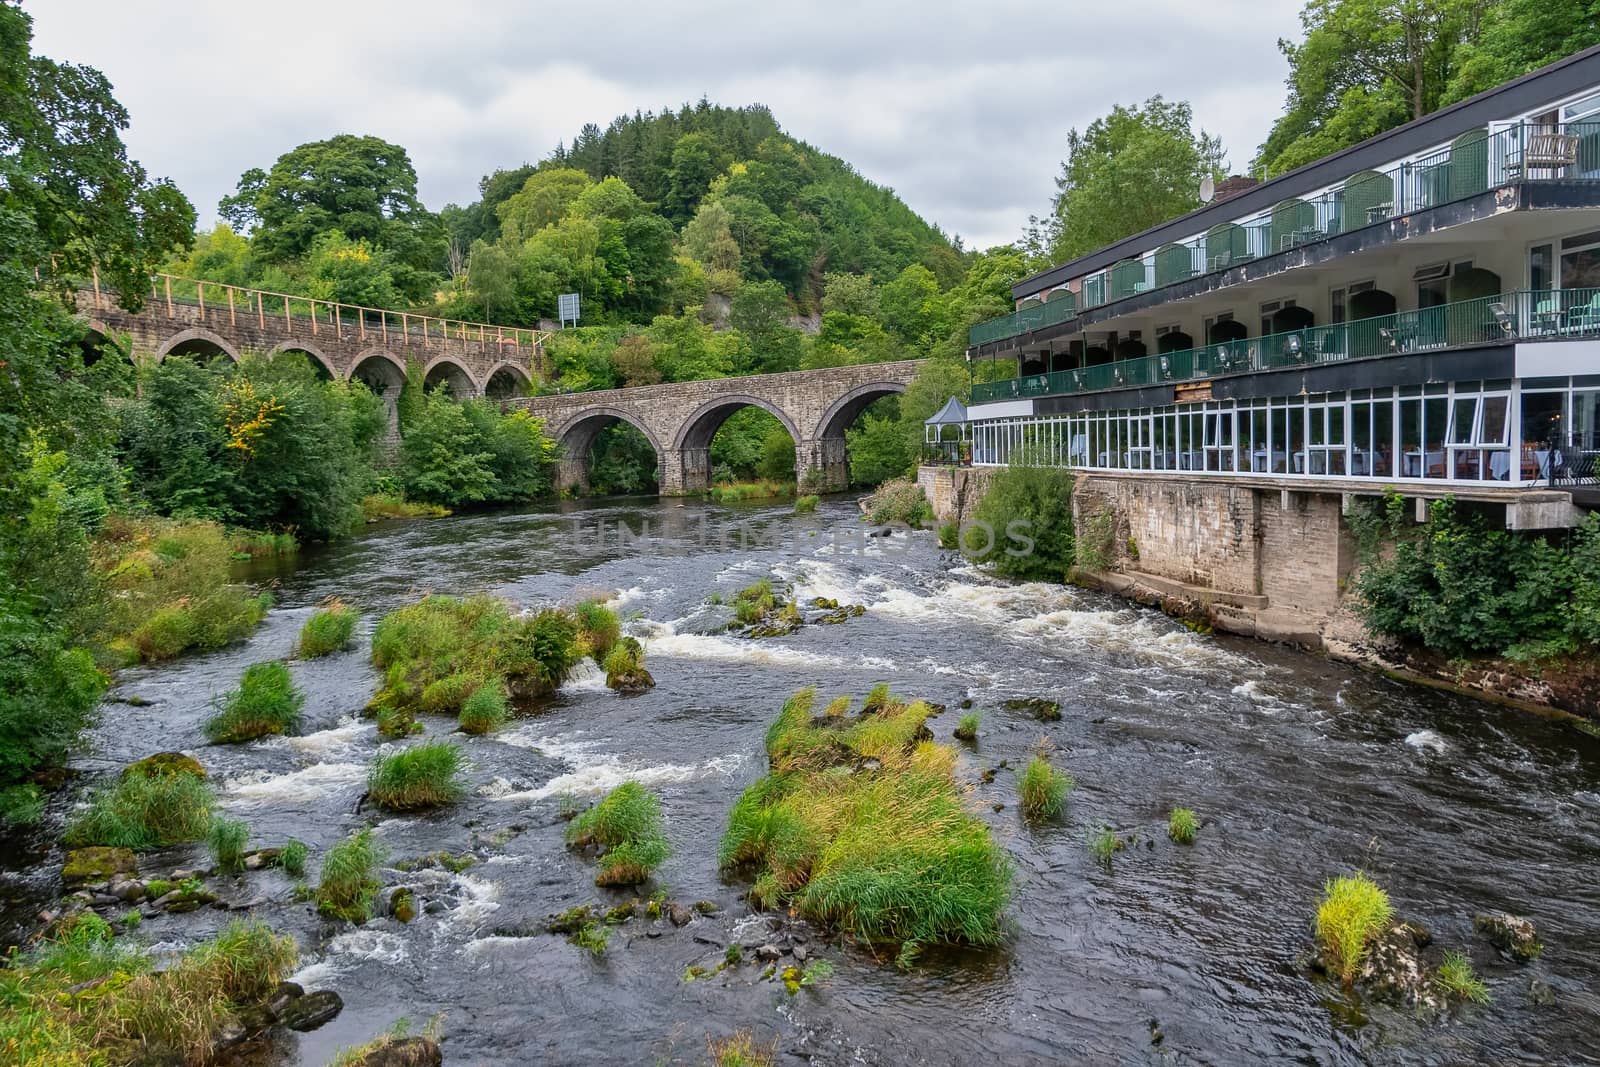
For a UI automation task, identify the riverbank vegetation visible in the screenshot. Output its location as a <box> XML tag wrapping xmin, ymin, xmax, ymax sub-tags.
<box><xmin>298</xmin><ymin>599</ymin><xmax>358</xmax><ymax>657</ymax></box>
<box><xmin>204</xmin><ymin>661</ymin><xmax>305</xmax><ymax>743</ymax></box>
<box><xmin>0</xmin><ymin>914</ymin><xmax>296</xmax><ymax>1067</ymax></box>
<box><xmin>720</xmin><ymin>687</ymin><xmax>1012</xmax><ymax>965</ymax></box>
<box><xmin>964</xmin><ymin>463</ymin><xmax>1076</xmax><ymax>581</ymax></box>
<box><xmin>565</xmin><ymin>780</ymin><xmax>671</xmax><ymax>886</ymax></box>
<box><xmin>1350</xmin><ymin>495</ymin><xmax>1600</xmax><ymax>663</ymax></box>
<box><xmin>1018</xmin><ymin>752</ymin><xmax>1073</xmax><ymax>822</ymax></box>
<box><xmin>64</xmin><ymin>761</ymin><xmax>214</xmax><ymax>850</ymax></box>
<box><xmin>861</xmin><ymin>478</ymin><xmax>934</xmax><ymax>528</ymax></box>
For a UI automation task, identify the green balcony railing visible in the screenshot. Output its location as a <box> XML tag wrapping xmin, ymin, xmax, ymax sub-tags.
<box><xmin>969</xmin><ymin>121</ymin><xmax>1600</xmax><ymax>349</ymax></box>
<box><xmin>970</xmin><ymin>288</ymin><xmax>1600</xmax><ymax>404</ymax></box>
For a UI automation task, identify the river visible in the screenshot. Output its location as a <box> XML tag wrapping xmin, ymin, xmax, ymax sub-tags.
<box><xmin>5</xmin><ymin>495</ymin><xmax>1599</xmax><ymax>1066</ymax></box>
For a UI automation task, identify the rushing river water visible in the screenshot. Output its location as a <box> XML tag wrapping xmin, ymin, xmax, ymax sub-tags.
<box><xmin>5</xmin><ymin>495</ymin><xmax>1600</xmax><ymax>1066</ymax></box>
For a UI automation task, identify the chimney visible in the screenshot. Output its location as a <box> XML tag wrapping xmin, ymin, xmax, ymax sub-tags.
<box><xmin>1213</xmin><ymin>175</ymin><xmax>1259</xmax><ymax>203</ymax></box>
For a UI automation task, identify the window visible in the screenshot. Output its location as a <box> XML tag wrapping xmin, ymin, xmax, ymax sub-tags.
<box><xmin>1530</xmin><ymin>243</ymin><xmax>1554</xmax><ymax>291</ymax></box>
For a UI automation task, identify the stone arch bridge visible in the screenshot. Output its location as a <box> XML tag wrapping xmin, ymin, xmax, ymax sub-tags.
<box><xmin>505</xmin><ymin>360</ymin><xmax>926</xmax><ymax>494</ymax></box>
<box><xmin>76</xmin><ymin>274</ymin><xmax>544</xmax><ymax>425</ymax></box>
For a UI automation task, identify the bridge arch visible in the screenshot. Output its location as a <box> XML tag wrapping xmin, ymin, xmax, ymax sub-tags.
<box><xmin>551</xmin><ymin>407</ymin><xmax>665</xmax><ymax>495</ymax></box>
<box><xmin>671</xmin><ymin>395</ymin><xmax>803</xmax><ymax>453</ymax></box>
<box><xmin>423</xmin><ymin>355</ymin><xmax>479</xmax><ymax>398</ymax></box>
<box><xmin>156</xmin><ymin>327</ymin><xmax>241</xmax><ymax>364</ymax></box>
<box><xmin>813</xmin><ymin>380</ymin><xmax>909</xmax><ymax>441</ymax></box>
<box><xmin>484</xmin><ymin>361</ymin><xmax>532</xmax><ymax>399</ymax></box>
<box><xmin>269</xmin><ymin>340</ymin><xmax>338</xmax><ymax>380</ymax></box>
<box><xmin>76</xmin><ymin>318</ymin><xmax>125</xmax><ymax>367</ymax></box>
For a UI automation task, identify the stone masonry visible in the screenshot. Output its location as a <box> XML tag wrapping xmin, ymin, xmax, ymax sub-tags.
<box><xmin>506</xmin><ymin>360</ymin><xmax>925</xmax><ymax>494</ymax></box>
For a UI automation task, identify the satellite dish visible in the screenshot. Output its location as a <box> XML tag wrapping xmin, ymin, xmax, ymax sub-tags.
<box><xmin>1200</xmin><ymin>174</ymin><xmax>1216</xmax><ymax>203</ymax></box>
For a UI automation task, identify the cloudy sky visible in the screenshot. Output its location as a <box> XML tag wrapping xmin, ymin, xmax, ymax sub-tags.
<box><xmin>29</xmin><ymin>0</ymin><xmax>1304</xmax><ymax>251</ymax></box>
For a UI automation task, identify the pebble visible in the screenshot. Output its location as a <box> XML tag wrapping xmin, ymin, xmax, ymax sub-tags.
<box><xmin>792</xmin><ymin>944</ymin><xmax>809</xmax><ymax>963</ymax></box>
<box><xmin>755</xmin><ymin>944</ymin><xmax>781</xmax><ymax>962</ymax></box>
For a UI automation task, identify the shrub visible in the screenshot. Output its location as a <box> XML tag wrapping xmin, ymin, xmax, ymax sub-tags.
<box><xmin>861</xmin><ymin>478</ymin><xmax>934</xmax><ymax>528</ymax></box>
<box><xmin>1168</xmin><ymin>807</ymin><xmax>1198</xmax><ymax>844</ymax></box>
<box><xmin>317</xmin><ymin>828</ymin><xmax>386</xmax><ymax>923</ymax></box>
<box><xmin>573</xmin><ymin>600</ymin><xmax>621</xmax><ymax>663</ymax></box>
<box><xmin>204</xmin><ymin>661</ymin><xmax>304</xmax><ymax>743</ymax></box>
<box><xmin>1434</xmin><ymin>949</ymin><xmax>1490</xmax><ymax>1004</ymax></box>
<box><xmin>208</xmin><ymin>817</ymin><xmax>250</xmax><ymax>874</ymax></box>
<box><xmin>0</xmin><ymin>916</ymin><xmax>295</xmax><ymax>1065</ymax></box>
<box><xmin>65</xmin><ymin>769</ymin><xmax>214</xmax><ymax>849</ymax></box>
<box><xmin>565</xmin><ymin>780</ymin><xmax>671</xmax><ymax>886</ymax></box>
<box><xmin>937</xmin><ymin>521</ymin><xmax>959</xmax><ymax>549</ymax></box>
<box><xmin>1018</xmin><ymin>755</ymin><xmax>1072</xmax><ymax>821</ymax></box>
<box><xmin>794</xmin><ymin>494</ymin><xmax>819</xmax><ymax>514</ymax></box>
<box><xmin>953</xmin><ymin>713</ymin><xmax>980</xmax><ymax>741</ymax></box>
<box><xmin>370</xmin><ymin>594</ymin><xmax>583</xmax><ymax>712</ymax></box>
<box><xmin>722</xmin><ymin>687</ymin><xmax>1012</xmax><ymax>965</ymax></box>
<box><xmin>360</xmin><ymin>493</ymin><xmax>450</xmax><ymax>521</ymax></box>
<box><xmin>278</xmin><ymin>838</ymin><xmax>309</xmax><ymax>877</ymax></box>
<box><xmin>298</xmin><ymin>599</ymin><xmax>357</xmax><ymax>657</ymax></box>
<box><xmin>368</xmin><ymin>740</ymin><xmax>467</xmax><ymax>811</ymax></box>
<box><xmin>1315</xmin><ymin>873</ymin><xmax>1394</xmax><ymax>984</ymax></box>
<box><xmin>966</xmin><ymin>461</ymin><xmax>1075</xmax><ymax>581</ymax></box>
<box><xmin>458</xmin><ymin>679</ymin><xmax>509</xmax><ymax>735</ymax></box>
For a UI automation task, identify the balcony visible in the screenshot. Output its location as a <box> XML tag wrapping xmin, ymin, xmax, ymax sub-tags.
<box><xmin>971</xmin><ymin>288</ymin><xmax>1600</xmax><ymax>404</ymax></box>
<box><xmin>969</xmin><ymin>121</ymin><xmax>1600</xmax><ymax>350</ymax></box>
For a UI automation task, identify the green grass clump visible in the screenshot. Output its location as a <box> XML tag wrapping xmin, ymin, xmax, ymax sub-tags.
<box><xmin>367</xmin><ymin>740</ymin><xmax>467</xmax><ymax>811</ymax></box>
<box><xmin>64</xmin><ymin>769</ymin><xmax>214</xmax><ymax>849</ymax></box>
<box><xmin>95</xmin><ymin>516</ymin><xmax>272</xmax><ymax>664</ymax></box>
<box><xmin>733</xmin><ymin>580</ymin><xmax>777</xmax><ymax>626</ymax></box>
<box><xmin>722</xmin><ymin>687</ymin><xmax>1011</xmax><ymax>965</ymax></box>
<box><xmin>953</xmin><ymin>713</ymin><xmax>980</xmax><ymax>741</ymax></box>
<box><xmin>297</xmin><ymin>599</ymin><xmax>358</xmax><ymax>657</ymax></box>
<box><xmin>328</xmin><ymin>1018</ymin><xmax>443</xmax><ymax>1067</ymax></box>
<box><xmin>572</xmin><ymin>921</ymin><xmax>610</xmax><ymax>955</ymax></box>
<box><xmin>278</xmin><ymin>839</ymin><xmax>309</xmax><ymax>877</ymax></box>
<box><xmin>369</xmin><ymin>595</ymin><xmax>584</xmax><ymax>717</ymax></box>
<box><xmin>708</xmin><ymin>1030</ymin><xmax>777</xmax><ymax>1066</ymax></box>
<box><xmin>1315</xmin><ymin>873</ymin><xmax>1395</xmax><ymax>985</ymax></box>
<box><xmin>360</xmin><ymin>493</ymin><xmax>450</xmax><ymax>521</ymax></box>
<box><xmin>204</xmin><ymin>661</ymin><xmax>304</xmax><ymax>743</ymax></box>
<box><xmin>1168</xmin><ymin>807</ymin><xmax>1198</xmax><ymax>844</ymax></box>
<box><xmin>937</xmin><ymin>522</ymin><xmax>959</xmax><ymax>550</ymax></box>
<box><xmin>601</xmin><ymin>637</ymin><xmax>654</xmax><ymax>690</ymax></box>
<box><xmin>458</xmin><ymin>678</ymin><xmax>509</xmax><ymax>735</ymax></box>
<box><xmin>707</xmin><ymin>480</ymin><xmax>794</xmax><ymax>503</ymax></box>
<box><xmin>0</xmin><ymin>915</ymin><xmax>295</xmax><ymax>1066</ymax></box>
<box><xmin>794</xmin><ymin>494</ymin><xmax>819</xmax><ymax>514</ymax></box>
<box><xmin>317</xmin><ymin>828</ymin><xmax>387</xmax><ymax>923</ymax></box>
<box><xmin>573</xmin><ymin>600</ymin><xmax>621</xmax><ymax>663</ymax></box>
<box><xmin>1018</xmin><ymin>754</ymin><xmax>1073</xmax><ymax>821</ymax></box>
<box><xmin>208</xmin><ymin>817</ymin><xmax>250</xmax><ymax>874</ymax></box>
<box><xmin>565</xmin><ymin>780</ymin><xmax>671</xmax><ymax>886</ymax></box>
<box><xmin>1434</xmin><ymin>949</ymin><xmax>1490</xmax><ymax>1004</ymax></box>
<box><xmin>1088</xmin><ymin>825</ymin><xmax>1124</xmax><ymax>866</ymax></box>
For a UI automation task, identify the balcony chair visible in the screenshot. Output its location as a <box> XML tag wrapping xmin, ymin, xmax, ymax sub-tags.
<box><xmin>1568</xmin><ymin>293</ymin><xmax>1600</xmax><ymax>334</ymax></box>
<box><xmin>1506</xmin><ymin>133</ymin><xmax>1579</xmax><ymax>180</ymax></box>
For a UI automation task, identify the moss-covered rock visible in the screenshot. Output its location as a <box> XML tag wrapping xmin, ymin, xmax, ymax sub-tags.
<box><xmin>389</xmin><ymin>887</ymin><xmax>417</xmax><ymax>923</ymax></box>
<box><xmin>62</xmin><ymin>846</ymin><xmax>137</xmax><ymax>886</ymax></box>
<box><xmin>122</xmin><ymin>752</ymin><xmax>206</xmax><ymax>781</ymax></box>
<box><xmin>1003</xmin><ymin>697</ymin><xmax>1061</xmax><ymax>722</ymax></box>
<box><xmin>1474</xmin><ymin>911</ymin><xmax>1542</xmax><ymax>961</ymax></box>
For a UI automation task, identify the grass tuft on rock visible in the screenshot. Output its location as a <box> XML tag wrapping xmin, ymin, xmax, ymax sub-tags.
<box><xmin>458</xmin><ymin>678</ymin><xmax>509</xmax><ymax>735</ymax></box>
<box><xmin>0</xmin><ymin>914</ymin><xmax>295</xmax><ymax>1066</ymax></box>
<box><xmin>721</xmin><ymin>686</ymin><xmax>1011</xmax><ymax>966</ymax></box>
<box><xmin>1018</xmin><ymin>754</ymin><xmax>1072</xmax><ymax>822</ymax></box>
<box><xmin>565</xmin><ymin>780</ymin><xmax>671</xmax><ymax>886</ymax></box>
<box><xmin>1168</xmin><ymin>807</ymin><xmax>1198</xmax><ymax>844</ymax></box>
<box><xmin>1315</xmin><ymin>872</ymin><xmax>1394</xmax><ymax>985</ymax></box>
<box><xmin>1434</xmin><ymin>949</ymin><xmax>1490</xmax><ymax>1004</ymax></box>
<box><xmin>278</xmin><ymin>839</ymin><xmax>309</xmax><ymax>877</ymax></box>
<box><xmin>297</xmin><ymin>599</ymin><xmax>358</xmax><ymax>658</ymax></box>
<box><xmin>204</xmin><ymin>661</ymin><xmax>304</xmax><ymax>743</ymax></box>
<box><xmin>317</xmin><ymin>828</ymin><xmax>387</xmax><ymax>923</ymax></box>
<box><xmin>64</xmin><ymin>767</ymin><xmax>214</xmax><ymax>850</ymax></box>
<box><xmin>602</xmin><ymin>637</ymin><xmax>655</xmax><ymax>691</ymax></box>
<box><xmin>573</xmin><ymin>600</ymin><xmax>621</xmax><ymax>663</ymax></box>
<box><xmin>794</xmin><ymin>494</ymin><xmax>819</xmax><ymax>514</ymax></box>
<box><xmin>208</xmin><ymin>817</ymin><xmax>250</xmax><ymax>874</ymax></box>
<box><xmin>708</xmin><ymin>1030</ymin><xmax>777</xmax><ymax>1067</ymax></box>
<box><xmin>367</xmin><ymin>740</ymin><xmax>467</xmax><ymax>811</ymax></box>
<box><xmin>953</xmin><ymin>712</ymin><xmax>980</xmax><ymax>741</ymax></box>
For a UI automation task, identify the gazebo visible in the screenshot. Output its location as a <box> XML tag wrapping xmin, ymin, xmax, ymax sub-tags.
<box><xmin>925</xmin><ymin>396</ymin><xmax>970</xmax><ymax>464</ymax></box>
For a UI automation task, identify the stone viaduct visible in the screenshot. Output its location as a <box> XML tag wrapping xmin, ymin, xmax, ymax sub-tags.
<box><xmin>76</xmin><ymin>273</ymin><xmax>544</xmax><ymax>426</ymax></box>
<box><xmin>505</xmin><ymin>360</ymin><xmax>926</xmax><ymax>494</ymax></box>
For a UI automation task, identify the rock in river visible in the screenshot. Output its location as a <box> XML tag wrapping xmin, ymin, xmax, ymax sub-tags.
<box><xmin>1474</xmin><ymin>911</ymin><xmax>1542</xmax><ymax>961</ymax></box>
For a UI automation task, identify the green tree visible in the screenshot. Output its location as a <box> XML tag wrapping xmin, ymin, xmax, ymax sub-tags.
<box><xmin>1255</xmin><ymin>0</ymin><xmax>1488</xmax><ymax>175</ymax></box>
<box><xmin>302</xmin><ymin>231</ymin><xmax>400</xmax><ymax>308</ymax></box>
<box><xmin>611</xmin><ymin>334</ymin><xmax>662</xmax><ymax>386</ymax></box>
<box><xmin>220</xmin><ymin>134</ymin><xmax>442</xmax><ymax>301</ymax></box>
<box><xmin>730</xmin><ymin>280</ymin><xmax>802</xmax><ymax>374</ymax></box>
<box><xmin>496</xmin><ymin>167</ymin><xmax>592</xmax><ymax>243</ymax></box>
<box><xmin>1044</xmin><ymin>97</ymin><xmax>1225</xmax><ymax>262</ymax></box>
<box><xmin>467</xmin><ymin>238</ymin><xmax>518</xmax><ymax>322</ymax></box>
<box><xmin>664</xmin><ymin>132</ymin><xmax>728</xmax><ymax>225</ymax></box>
<box><xmin>398</xmin><ymin>393</ymin><xmax>497</xmax><ymax>507</ymax></box>
<box><xmin>879</xmin><ymin>264</ymin><xmax>943</xmax><ymax>349</ymax></box>
<box><xmin>1445</xmin><ymin>0</ymin><xmax>1600</xmax><ymax>104</ymax></box>
<box><xmin>822</xmin><ymin>272</ymin><xmax>880</xmax><ymax>318</ymax></box>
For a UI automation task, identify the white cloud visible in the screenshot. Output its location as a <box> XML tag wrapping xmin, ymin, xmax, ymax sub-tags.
<box><xmin>26</xmin><ymin>0</ymin><xmax>1303</xmax><ymax>250</ymax></box>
